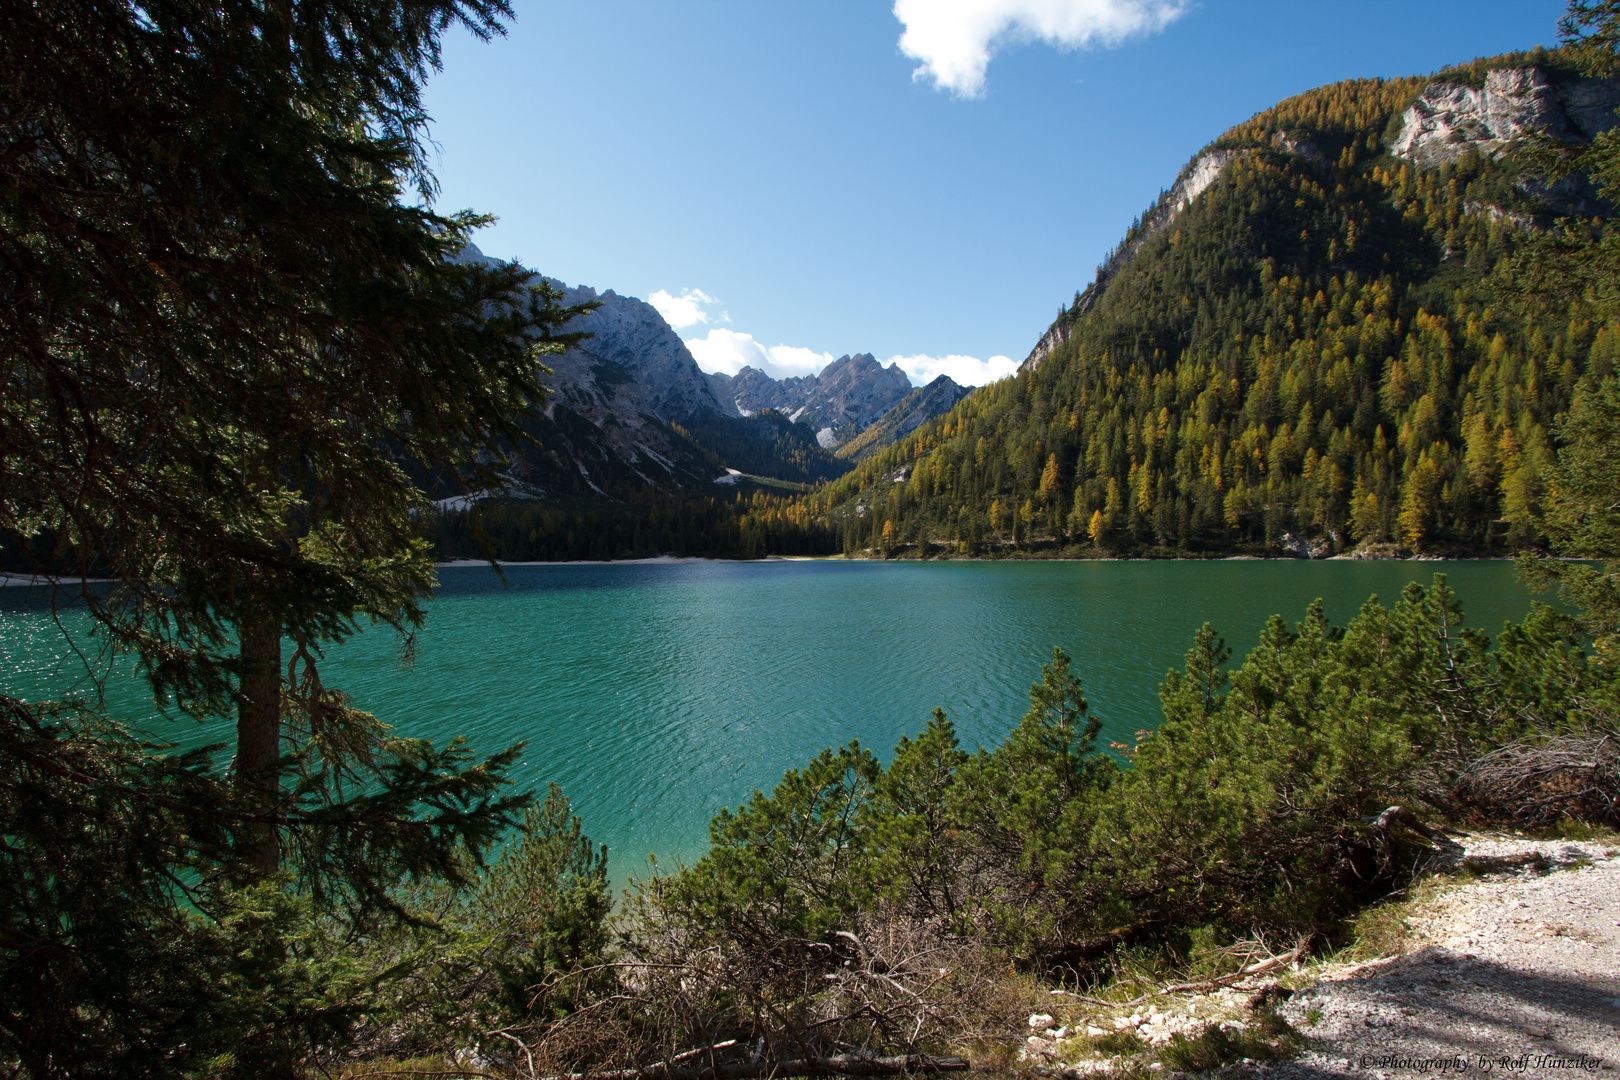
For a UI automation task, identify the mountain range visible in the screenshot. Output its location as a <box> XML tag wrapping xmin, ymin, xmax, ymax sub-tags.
<box><xmin>706</xmin><ymin>354</ymin><xmax>968</xmax><ymax>455</ymax></box>
<box><xmin>442</xmin><ymin>247</ymin><xmax>969</xmax><ymax>506</ymax></box>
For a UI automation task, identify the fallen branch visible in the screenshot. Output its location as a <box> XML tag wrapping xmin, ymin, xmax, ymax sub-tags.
<box><xmin>1366</xmin><ymin>805</ymin><xmax>1460</xmax><ymax>847</ymax></box>
<box><xmin>540</xmin><ymin>1053</ymin><xmax>970</xmax><ymax>1080</ymax></box>
<box><xmin>492</xmin><ymin>1028</ymin><xmax>538</xmax><ymax>1079</ymax></box>
<box><xmin>1064</xmin><ymin>937</ymin><xmax>1314</xmax><ymax>1009</ymax></box>
<box><xmin>341</xmin><ymin>1071</ymin><xmax>497</xmax><ymax>1080</ymax></box>
<box><xmin>665</xmin><ymin>1040</ymin><xmax>739</xmax><ymax>1066</ymax></box>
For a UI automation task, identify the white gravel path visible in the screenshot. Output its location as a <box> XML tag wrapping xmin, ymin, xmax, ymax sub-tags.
<box><xmin>1276</xmin><ymin>834</ymin><xmax>1620</xmax><ymax>1079</ymax></box>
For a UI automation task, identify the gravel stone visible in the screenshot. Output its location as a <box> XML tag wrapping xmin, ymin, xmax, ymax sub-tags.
<box><xmin>1271</xmin><ymin>834</ymin><xmax>1620</xmax><ymax>1079</ymax></box>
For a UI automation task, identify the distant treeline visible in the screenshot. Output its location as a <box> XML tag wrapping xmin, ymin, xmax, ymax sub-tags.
<box><xmin>429</xmin><ymin>490</ymin><xmax>840</xmax><ymax>562</ymax></box>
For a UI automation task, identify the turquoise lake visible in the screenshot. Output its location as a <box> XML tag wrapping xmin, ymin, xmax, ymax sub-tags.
<box><xmin>0</xmin><ymin>558</ymin><xmax>1538</xmax><ymax>881</ymax></box>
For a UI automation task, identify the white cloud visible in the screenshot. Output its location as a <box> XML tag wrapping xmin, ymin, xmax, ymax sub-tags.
<box><xmin>886</xmin><ymin>353</ymin><xmax>1018</xmax><ymax>388</ymax></box>
<box><xmin>649</xmin><ymin>287</ymin><xmax>722</xmax><ymax>330</ymax></box>
<box><xmin>685</xmin><ymin>329</ymin><xmax>833</xmax><ymax>380</ymax></box>
<box><xmin>688</xmin><ymin>328</ymin><xmax>1016</xmax><ymax>390</ymax></box>
<box><xmin>894</xmin><ymin>0</ymin><xmax>1186</xmax><ymax>98</ymax></box>
<box><xmin>761</xmin><ymin>344</ymin><xmax>837</xmax><ymax>379</ymax></box>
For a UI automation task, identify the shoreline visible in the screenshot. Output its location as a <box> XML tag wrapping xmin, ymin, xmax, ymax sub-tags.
<box><xmin>3</xmin><ymin>555</ymin><xmax>1525</xmax><ymax>585</ymax></box>
<box><xmin>434</xmin><ymin>553</ymin><xmax>1521</xmax><ymax>568</ymax></box>
<box><xmin>435</xmin><ymin>555</ymin><xmax>772</xmax><ymax>568</ymax></box>
<box><xmin>0</xmin><ymin>573</ymin><xmax>113</xmax><ymax>589</ymax></box>
<box><xmin>10</xmin><ymin>556</ymin><xmax>1517</xmax><ymax>587</ymax></box>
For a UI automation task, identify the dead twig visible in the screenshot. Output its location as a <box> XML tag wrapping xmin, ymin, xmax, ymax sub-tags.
<box><xmin>1063</xmin><ymin>936</ymin><xmax>1314</xmax><ymax>1009</ymax></box>
<box><xmin>536</xmin><ymin>1052</ymin><xmax>970</xmax><ymax>1080</ymax></box>
<box><xmin>492</xmin><ymin>1028</ymin><xmax>538</xmax><ymax>1080</ymax></box>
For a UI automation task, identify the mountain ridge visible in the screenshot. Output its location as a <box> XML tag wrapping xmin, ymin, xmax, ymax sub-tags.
<box><xmin>706</xmin><ymin>353</ymin><xmax>963</xmax><ymax>453</ymax></box>
<box><xmin>1023</xmin><ymin>59</ymin><xmax>1620</xmax><ymax>377</ymax></box>
<box><xmin>769</xmin><ymin>49</ymin><xmax>1620</xmax><ymax>560</ymax></box>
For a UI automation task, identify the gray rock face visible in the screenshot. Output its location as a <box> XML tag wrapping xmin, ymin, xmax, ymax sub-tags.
<box><xmin>531</xmin><ymin>336</ymin><xmax>699</xmax><ymax>485</ymax></box>
<box><xmin>704</xmin><ymin>371</ymin><xmax>743</xmax><ymax>417</ymax></box>
<box><xmin>1023</xmin><ymin>320</ymin><xmax>1072</xmax><ymax>373</ymax></box>
<box><xmin>709</xmin><ymin>365</ymin><xmax>799</xmax><ymax>417</ymax></box>
<box><xmin>456</xmin><ymin>243</ymin><xmax>727</xmax><ymax>424</ymax></box>
<box><xmin>1391</xmin><ymin>67</ymin><xmax>1620</xmax><ymax>168</ymax></box>
<box><xmin>1168</xmin><ymin>149</ymin><xmax>1241</xmax><ymax>217</ymax></box>
<box><xmin>445</xmin><ymin>245</ymin><xmax>731</xmax><ymax>495</ymax></box>
<box><xmin>798</xmin><ymin>354</ymin><xmax>913</xmax><ymax>435</ymax></box>
<box><xmin>836</xmin><ymin>375</ymin><xmax>971</xmax><ymax>462</ymax></box>
<box><xmin>551</xmin><ymin>283</ymin><xmax>726</xmax><ymax>423</ymax></box>
<box><xmin>706</xmin><ymin>354</ymin><xmax>915</xmax><ymax>446</ymax></box>
<box><xmin>905</xmin><ymin>374</ymin><xmax>971</xmax><ymax>421</ymax></box>
<box><xmin>452</xmin><ymin>245</ymin><xmax>962</xmax><ymax>484</ymax></box>
<box><xmin>1271</xmin><ymin>129</ymin><xmax>1321</xmax><ymax>162</ymax></box>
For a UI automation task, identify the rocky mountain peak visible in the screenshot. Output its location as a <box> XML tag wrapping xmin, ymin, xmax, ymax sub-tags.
<box><xmin>455</xmin><ymin>243</ymin><xmax>972</xmax><ymax>478</ymax></box>
<box><xmin>813</xmin><ymin>353</ymin><xmax>911</xmax><ymax>401</ymax></box>
<box><xmin>706</xmin><ymin>352</ymin><xmax>918</xmax><ymax>448</ymax></box>
<box><xmin>549</xmin><ymin>281</ymin><xmax>726</xmax><ymax>422</ymax></box>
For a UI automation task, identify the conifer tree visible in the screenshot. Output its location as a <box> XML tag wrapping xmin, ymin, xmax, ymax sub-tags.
<box><xmin>1</xmin><ymin>0</ymin><xmax>589</xmax><ymax>1072</ymax></box>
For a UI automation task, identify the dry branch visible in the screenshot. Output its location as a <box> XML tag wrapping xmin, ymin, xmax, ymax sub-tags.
<box><xmin>1455</xmin><ymin>734</ymin><xmax>1619</xmax><ymax>826</ymax></box>
<box><xmin>541</xmin><ymin>1053</ymin><xmax>970</xmax><ymax>1080</ymax></box>
<box><xmin>1063</xmin><ymin>937</ymin><xmax>1314</xmax><ymax>1009</ymax></box>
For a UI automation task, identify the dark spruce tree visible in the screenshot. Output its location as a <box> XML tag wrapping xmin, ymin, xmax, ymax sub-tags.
<box><xmin>0</xmin><ymin>0</ymin><xmax>590</xmax><ymax>1074</ymax></box>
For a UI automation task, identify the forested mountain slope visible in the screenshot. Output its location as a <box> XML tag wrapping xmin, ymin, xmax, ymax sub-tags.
<box><xmin>778</xmin><ymin>50</ymin><xmax>1620</xmax><ymax>558</ymax></box>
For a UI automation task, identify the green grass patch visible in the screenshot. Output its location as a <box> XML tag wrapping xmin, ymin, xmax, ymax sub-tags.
<box><xmin>1344</xmin><ymin>871</ymin><xmax>1469</xmax><ymax>960</ymax></box>
<box><xmin>1081</xmin><ymin>1028</ymin><xmax>1146</xmax><ymax>1056</ymax></box>
<box><xmin>1550</xmin><ymin>818</ymin><xmax>1619</xmax><ymax>843</ymax></box>
<box><xmin>1158</xmin><ymin>1012</ymin><xmax>1301</xmax><ymax>1073</ymax></box>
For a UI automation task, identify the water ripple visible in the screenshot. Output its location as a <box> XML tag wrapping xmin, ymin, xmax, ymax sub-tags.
<box><xmin>1</xmin><ymin>560</ymin><xmax>1532</xmax><ymax>879</ymax></box>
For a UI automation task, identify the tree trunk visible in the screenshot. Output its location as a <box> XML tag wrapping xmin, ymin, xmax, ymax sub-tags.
<box><xmin>236</xmin><ymin>614</ymin><xmax>282</xmax><ymax>874</ymax></box>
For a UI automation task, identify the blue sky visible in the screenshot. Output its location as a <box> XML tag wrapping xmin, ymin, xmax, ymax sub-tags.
<box><xmin>423</xmin><ymin>0</ymin><xmax>1567</xmax><ymax>386</ymax></box>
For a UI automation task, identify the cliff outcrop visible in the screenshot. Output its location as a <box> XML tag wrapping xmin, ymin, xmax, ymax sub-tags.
<box><xmin>1390</xmin><ymin>65</ymin><xmax>1620</xmax><ymax>167</ymax></box>
<box><xmin>552</xmin><ymin>283</ymin><xmax>727</xmax><ymax>423</ymax></box>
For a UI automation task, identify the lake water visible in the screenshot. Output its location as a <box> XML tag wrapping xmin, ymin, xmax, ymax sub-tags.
<box><xmin>1</xmin><ymin>558</ymin><xmax>1537</xmax><ymax>881</ymax></box>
